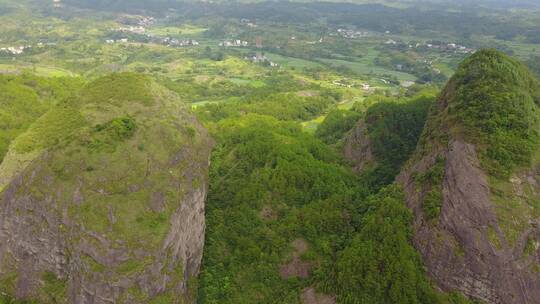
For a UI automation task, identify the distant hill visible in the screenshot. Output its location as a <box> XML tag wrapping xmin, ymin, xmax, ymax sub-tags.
<box><xmin>288</xmin><ymin>0</ymin><xmax>540</xmax><ymax>9</ymax></box>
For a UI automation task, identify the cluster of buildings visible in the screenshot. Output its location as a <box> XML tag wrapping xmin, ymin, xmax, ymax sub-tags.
<box><xmin>219</xmin><ymin>40</ymin><xmax>249</xmax><ymax>47</ymax></box>
<box><xmin>106</xmin><ymin>33</ymin><xmax>201</xmax><ymax>47</ymax></box>
<box><xmin>117</xmin><ymin>15</ymin><xmax>155</xmax><ymax>27</ymax></box>
<box><xmin>0</xmin><ymin>42</ymin><xmax>58</xmax><ymax>55</ymax></box>
<box><xmin>335</xmin><ymin>28</ymin><xmax>370</xmax><ymax>39</ymax></box>
<box><xmin>108</xmin><ymin>15</ymin><xmax>156</xmax><ymax>41</ymax></box>
<box><xmin>106</xmin><ymin>39</ymin><xmax>129</xmax><ymax>44</ymax></box>
<box><xmin>332</xmin><ymin>79</ymin><xmax>371</xmax><ymax>91</ymax></box>
<box><xmin>105</xmin><ymin>36</ymin><xmax>200</xmax><ymax>48</ymax></box>
<box><xmin>143</xmin><ymin>36</ymin><xmax>199</xmax><ymax>47</ymax></box>
<box><xmin>110</xmin><ymin>15</ymin><xmax>205</xmax><ymax>49</ymax></box>
<box><xmin>424</xmin><ymin>42</ymin><xmax>475</xmax><ymax>54</ymax></box>
<box><xmin>240</xmin><ymin>18</ymin><xmax>257</xmax><ymax>28</ymax></box>
<box><xmin>0</xmin><ymin>46</ymin><xmax>29</xmax><ymax>55</ymax></box>
<box><xmin>162</xmin><ymin>38</ymin><xmax>199</xmax><ymax>47</ymax></box>
<box><xmin>114</xmin><ymin>26</ymin><xmax>146</xmax><ymax>35</ymax></box>
<box><xmin>385</xmin><ymin>39</ymin><xmax>475</xmax><ymax>54</ymax></box>
<box><xmin>134</xmin><ymin>16</ymin><xmax>155</xmax><ymax>27</ymax></box>
<box><xmin>244</xmin><ymin>53</ymin><xmax>279</xmax><ymax>67</ymax></box>
<box><xmin>332</xmin><ymin>79</ymin><xmax>353</xmax><ymax>88</ymax></box>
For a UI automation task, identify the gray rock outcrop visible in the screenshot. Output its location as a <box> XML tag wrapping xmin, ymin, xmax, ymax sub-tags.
<box><xmin>0</xmin><ymin>73</ymin><xmax>213</xmax><ymax>303</ymax></box>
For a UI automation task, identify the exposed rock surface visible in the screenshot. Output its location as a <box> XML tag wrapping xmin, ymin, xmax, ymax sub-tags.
<box><xmin>398</xmin><ymin>140</ymin><xmax>540</xmax><ymax>303</ymax></box>
<box><xmin>0</xmin><ymin>73</ymin><xmax>213</xmax><ymax>303</ymax></box>
<box><xmin>395</xmin><ymin>50</ymin><xmax>540</xmax><ymax>303</ymax></box>
<box><xmin>341</xmin><ymin>50</ymin><xmax>540</xmax><ymax>303</ymax></box>
<box><xmin>343</xmin><ymin>121</ymin><xmax>374</xmax><ymax>173</ymax></box>
<box><xmin>279</xmin><ymin>238</ymin><xmax>311</xmax><ymax>279</ymax></box>
<box><xmin>301</xmin><ymin>287</ymin><xmax>336</xmax><ymax>304</ymax></box>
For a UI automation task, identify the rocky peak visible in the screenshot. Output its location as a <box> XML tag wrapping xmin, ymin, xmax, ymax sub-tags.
<box><xmin>397</xmin><ymin>50</ymin><xmax>540</xmax><ymax>303</ymax></box>
<box><xmin>0</xmin><ymin>73</ymin><xmax>213</xmax><ymax>303</ymax></box>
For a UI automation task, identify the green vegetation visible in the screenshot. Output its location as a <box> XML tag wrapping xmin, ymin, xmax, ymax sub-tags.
<box><xmin>0</xmin><ymin>73</ymin><xmax>83</xmax><ymax>162</ymax></box>
<box><xmin>442</xmin><ymin>49</ymin><xmax>540</xmax><ymax>177</ymax></box>
<box><xmin>0</xmin><ymin>271</ymin><xmax>66</xmax><ymax>304</ymax></box>
<box><xmin>87</xmin><ymin>116</ymin><xmax>137</xmax><ymax>152</ymax></box>
<box><xmin>0</xmin><ymin>296</ymin><xmax>38</xmax><ymax>304</ymax></box>
<box><xmin>335</xmin><ymin>186</ymin><xmax>438</xmax><ymax>304</ymax></box>
<box><xmin>197</xmin><ymin>87</ymin><xmax>467</xmax><ymax>303</ymax></box>
<box><xmin>199</xmin><ymin>114</ymin><xmax>364</xmax><ymax>303</ymax></box>
<box><xmin>0</xmin><ymin>73</ymin><xmax>210</xmax><ymax>302</ymax></box>
<box><xmin>315</xmin><ymin>109</ymin><xmax>362</xmax><ymax>144</ymax></box>
<box><xmin>362</xmin><ymin>92</ymin><xmax>434</xmax><ymax>188</ymax></box>
<box><xmin>375</xmin><ymin>50</ymin><xmax>448</xmax><ymax>84</ymax></box>
<box><xmin>197</xmin><ymin>91</ymin><xmax>338</xmax><ymax>122</ymax></box>
<box><xmin>315</xmin><ymin>89</ymin><xmax>435</xmax><ymax>189</ymax></box>
<box><xmin>415</xmin><ymin>157</ymin><xmax>446</xmax><ymax>222</ymax></box>
<box><xmin>77</xmin><ymin>73</ymin><xmax>154</xmax><ymax>107</ymax></box>
<box><xmin>0</xmin><ymin>0</ymin><xmax>539</xmax><ymax>302</ymax></box>
<box><xmin>526</xmin><ymin>56</ymin><xmax>540</xmax><ymax>77</ymax></box>
<box><xmin>41</xmin><ymin>272</ymin><xmax>67</xmax><ymax>303</ymax></box>
<box><xmin>13</xmin><ymin>106</ymin><xmax>84</xmax><ymax>153</ymax></box>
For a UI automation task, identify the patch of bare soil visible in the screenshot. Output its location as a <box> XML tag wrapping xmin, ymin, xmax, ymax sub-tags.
<box><xmin>259</xmin><ymin>205</ymin><xmax>278</xmax><ymax>221</ymax></box>
<box><xmin>279</xmin><ymin>238</ymin><xmax>311</xmax><ymax>279</ymax></box>
<box><xmin>297</xmin><ymin>90</ymin><xmax>318</xmax><ymax>97</ymax></box>
<box><xmin>301</xmin><ymin>287</ymin><xmax>336</xmax><ymax>304</ymax></box>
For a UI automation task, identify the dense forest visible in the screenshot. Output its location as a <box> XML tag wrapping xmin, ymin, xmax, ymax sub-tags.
<box><xmin>1</xmin><ymin>0</ymin><xmax>540</xmax><ymax>302</ymax></box>
<box><xmin>194</xmin><ymin>77</ymin><xmax>476</xmax><ymax>303</ymax></box>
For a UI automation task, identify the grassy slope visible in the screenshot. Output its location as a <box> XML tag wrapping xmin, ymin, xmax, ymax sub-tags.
<box><xmin>0</xmin><ymin>73</ymin><xmax>83</xmax><ymax>164</ymax></box>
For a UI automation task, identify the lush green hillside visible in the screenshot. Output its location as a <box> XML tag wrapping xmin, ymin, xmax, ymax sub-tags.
<box><xmin>315</xmin><ymin>109</ymin><xmax>363</xmax><ymax>145</ymax></box>
<box><xmin>196</xmin><ymin>82</ymin><xmax>472</xmax><ymax>303</ymax></box>
<box><xmin>318</xmin><ymin>89</ymin><xmax>435</xmax><ymax>189</ymax></box>
<box><xmin>0</xmin><ymin>73</ymin><xmax>83</xmax><ymax>163</ymax></box>
<box><xmin>198</xmin><ymin>114</ymin><xmax>362</xmax><ymax>303</ymax></box>
<box><xmin>361</xmin><ymin>92</ymin><xmax>434</xmax><ymax>187</ymax></box>
<box><xmin>419</xmin><ymin>49</ymin><xmax>540</xmax><ymax>177</ymax></box>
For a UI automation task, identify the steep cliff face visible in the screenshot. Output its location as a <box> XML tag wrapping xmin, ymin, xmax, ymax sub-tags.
<box><xmin>343</xmin><ymin>121</ymin><xmax>375</xmax><ymax>173</ymax></box>
<box><xmin>397</xmin><ymin>50</ymin><xmax>540</xmax><ymax>303</ymax></box>
<box><xmin>0</xmin><ymin>73</ymin><xmax>213</xmax><ymax>303</ymax></box>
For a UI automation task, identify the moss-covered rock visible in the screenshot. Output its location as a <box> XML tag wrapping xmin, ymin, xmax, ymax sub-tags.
<box><xmin>397</xmin><ymin>49</ymin><xmax>540</xmax><ymax>304</ymax></box>
<box><xmin>0</xmin><ymin>73</ymin><xmax>213</xmax><ymax>303</ymax></box>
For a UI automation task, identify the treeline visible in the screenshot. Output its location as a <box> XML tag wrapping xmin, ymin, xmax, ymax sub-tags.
<box><xmin>194</xmin><ymin>75</ymin><xmax>341</xmax><ymax>122</ymax></box>
<box><xmin>62</xmin><ymin>0</ymin><xmax>540</xmax><ymax>42</ymax></box>
<box><xmin>161</xmin><ymin>73</ymin><xmax>309</xmax><ymax>103</ymax></box>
